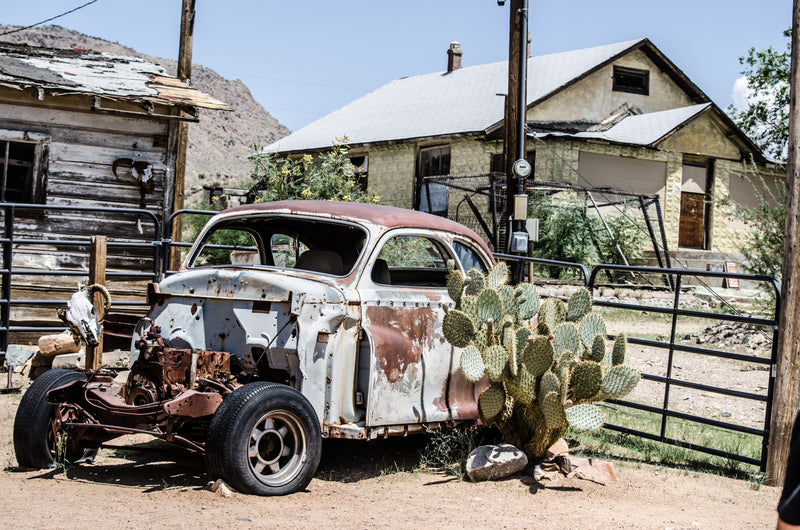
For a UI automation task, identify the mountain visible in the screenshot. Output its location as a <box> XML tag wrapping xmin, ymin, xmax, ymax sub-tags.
<box><xmin>0</xmin><ymin>24</ymin><xmax>291</xmax><ymax>202</ymax></box>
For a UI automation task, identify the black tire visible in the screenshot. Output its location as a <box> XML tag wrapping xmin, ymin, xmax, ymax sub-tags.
<box><xmin>13</xmin><ymin>368</ymin><xmax>89</xmax><ymax>469</ymax></box>
<box><xmin>205</xmin><ymin>383</ymin><xmax>322</xmax><ymax>496</ymax></box>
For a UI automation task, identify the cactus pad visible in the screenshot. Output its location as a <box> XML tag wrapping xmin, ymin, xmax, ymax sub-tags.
<box><xmin>569</xmin><ymin>360</ymin><xmax>602</xmax><ymax>401</ymax></box>
<box><xmin>612</xmin><ymin>333</ymin><xmax>628</xmax><ymax>365</ymax></box>
<box><xmin>460</xmin><ymin>345</ymin><xmax>485</xmax><ymax>382</ymax></box>
<box><xmin>579</xmin><ymin>312</ymin><xmax>606</xmax><ymax>349</ymax></box>
<box><xmin>541</xmin><ymin>391</ymin><xmax>566</xmax><ymax>429</ymax></box>
<box><xmin>487</xmin><ymin>262</ymin><xmax>509</xmax><ymax>289</ymax></box>
<box><xmin>498</xmin><ymin>285</ymin><xmax>519</xmax><ymax>320</ymax></box>
<box><xmin>483</xmin><ymin>344</ymin><xmax>509</xmax><ymax>382</ymax></box>
<box><xmin>464</xmin><ymin>268</ymin><xmax>486</xmax><ymax>296</ymax></box>
<box><xmin>476</xmin><ymin>288</ymin><xmax>504</xmax><ymax>324</ymax></box>
<box><xmin>586</xmin><ymin>334</ymin><xmax>606</xmax><ymax>363</ymax></box>
<box><xmin>442</xmin><ymin>309</ymin><xmax>475</xmax><ymax>348</ymax></box>
<box><xmin>446</xmin><ymin>270</ymin><xmax>465</xmax><ymax>305</ymax></box>
<box><xmin>515</xmin><ymin>363</ymin><xmax>537</xmax><ymax>406</ymax></box>
<box><xmin>601</xmin><ymin>364</ymin><xmax>640</xmax><ymax>399</ymax></box>
<box><xmin>565</xmin><ymin>404</ymin><xmax>604</xmax><ymax>432</ymax></box>
<box><xmin>567</xmin><ymin>287</ymin><xmax>592</xmax><ymax>321</ymax></box>
<box><xmin>478</xmin><ymin>385</ymin><xmax>505</xmax><ymax>421</ymax></box>
<box><xmin>553</xmin><ymin>322</ymin><xmax>581</xmax><ymax>358</ymax></box>
<box><xmin>522</xmin><ymin>336</ymin><xmax>554</xmax><ymax>377</ymax></box>
<box><xmin>539</xmin><ymin>370</ymin><xmax>560</xmax><ymax>405</ymax></box>
<box><xmin>516</xmin><ymin>283</ymin><xmax>540</xmax><ymax>320</ymax></box>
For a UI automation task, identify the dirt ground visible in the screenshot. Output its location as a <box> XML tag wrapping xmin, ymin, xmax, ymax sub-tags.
<box><xmin>0</xmin><ymin>374</ymin><xmax>782</xmax><ymax>530</ymax></box>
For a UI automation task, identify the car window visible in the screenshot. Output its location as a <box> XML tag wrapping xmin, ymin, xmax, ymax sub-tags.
<box><xmin>375</xmin><ymin>235</ymin><xmax>451</xmax><ymax>287</ymax></box>
<box><xmin>452</xmin><ymin>240</ymin><xmax>488</xmax><ymax>273</ymax></box>
<box><xmin>192</xmin><ymin>228</ymin><xmax>260</xmax><ymax>267</ymax></box>
<box><xmin>271</xmin><ymin>233</ymin><xmax>309</xmax><ymax>268</ymax></box>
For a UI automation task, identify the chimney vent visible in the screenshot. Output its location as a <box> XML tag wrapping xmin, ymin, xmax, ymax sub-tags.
<box><xmin>447</xmin><ymin>41</ymin><xmax>462</xmax><ymax>72</ymax></box>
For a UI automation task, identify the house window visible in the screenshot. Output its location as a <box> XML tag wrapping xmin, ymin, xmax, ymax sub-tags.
<box><xmin>612</xmin><ymin>66</ymin><xmax>649</xmax><ymax>96</ymax></box>
<box><xmin>1</xmin><ymin>140</ymin><xmax>38</xmax><ymax>203</ymax></box>
<box><xmin>415</xmin><ymin>146</ymin><xmax>450</xmax><ymax>216</ymax></box>
<box><xmin>349</xmin><ymin>155</ymin><xmax>368</xmax><ymax>192</ymax></box>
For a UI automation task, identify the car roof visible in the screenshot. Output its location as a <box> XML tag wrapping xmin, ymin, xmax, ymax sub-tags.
<box><xmin>221</xmin><ymin>200</ymin><xmax>494</xmax><ymax>257</ymax></box>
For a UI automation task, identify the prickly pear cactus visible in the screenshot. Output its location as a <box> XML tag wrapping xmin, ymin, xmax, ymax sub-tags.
<box><xmin>444</xmin><ymin>265</ymin><xmax>641</xmax><ymax>461</ymax></box>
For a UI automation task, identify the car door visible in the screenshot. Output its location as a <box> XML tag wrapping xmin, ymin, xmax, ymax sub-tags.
<box><xmin>357</xmin><ymin>230</ymin><xmax>484</xmax><ymax>427</ymax></box>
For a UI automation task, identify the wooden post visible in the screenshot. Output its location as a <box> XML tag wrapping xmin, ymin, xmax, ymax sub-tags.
<box><xmin>86</xmin><ymin>235</ymin><xmax>106</xmax><ymax>371</ymax></box>
<box><xmin>766</xmin><ymin>0</ymin><xmax>800</xmax><ymax>486</ymax></box>
<box><xmin>503</xmin><ymin>0</ymin><xmax>527</xmax><ymax>247</ymax></box>
<box><xmin>168</xmin><ymin>0</ymin><xmax>196</xmax><ymax>272</ymax></box>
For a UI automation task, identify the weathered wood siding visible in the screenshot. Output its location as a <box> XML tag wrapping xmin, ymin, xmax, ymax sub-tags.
<box><xmin>0</xmin><ymin>90</ymin><xmax>177</xmax><ymax>333</ymax></box>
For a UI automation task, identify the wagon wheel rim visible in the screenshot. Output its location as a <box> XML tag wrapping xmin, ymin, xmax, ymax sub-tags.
<box><xmin>248</xmin><ymin>409</ymin><xmax>307</xmax><ymax>487</ymax></box>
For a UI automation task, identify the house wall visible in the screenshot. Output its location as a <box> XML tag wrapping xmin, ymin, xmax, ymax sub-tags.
<box><xmin>528</xmin><ymin>49</ymin><xmax>695</xmax><ymax>123</ymax></box>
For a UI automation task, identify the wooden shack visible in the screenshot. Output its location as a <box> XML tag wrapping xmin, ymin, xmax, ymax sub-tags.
<box><xmin>0</xmin><ymin>42</ymin><xmax>231</xmax><ymax>338</ymax></box>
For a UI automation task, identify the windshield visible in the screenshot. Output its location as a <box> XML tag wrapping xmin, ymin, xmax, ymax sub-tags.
<box><xmin>188</xmin><ymin>214</ymin><xmax>368</xmax><ymax>276</ymax></box>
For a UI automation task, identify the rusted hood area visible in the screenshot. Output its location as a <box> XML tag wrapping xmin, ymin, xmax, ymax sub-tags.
<box><xmin>156</xmin><ymin>267</ymin><xmax>346</xmax><ymax>305</ymax></box>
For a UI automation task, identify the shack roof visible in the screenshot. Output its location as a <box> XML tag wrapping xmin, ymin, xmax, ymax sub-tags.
<box><xmin>0</xmin><ymin>42</ymin><xmax>231</xmax><ymax>111</ymax></box>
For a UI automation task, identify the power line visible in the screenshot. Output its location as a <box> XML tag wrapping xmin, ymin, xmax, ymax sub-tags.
<box><xmin>0</xmin><ymin>1</ymin><xmax>99</xmax><ymax>37</ymax></box>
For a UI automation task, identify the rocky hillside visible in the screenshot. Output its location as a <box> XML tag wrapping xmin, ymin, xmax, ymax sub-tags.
<box><xmin>0</xmin><ymin>24</ymin><xmax>291</xmax><ymax>202</ymax></box>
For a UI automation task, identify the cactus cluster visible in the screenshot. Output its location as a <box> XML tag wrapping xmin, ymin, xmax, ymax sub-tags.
<box><xmin>442</xmin><ymin>262</ymin><xmax>640</xmax><ymax>461</ymax></box>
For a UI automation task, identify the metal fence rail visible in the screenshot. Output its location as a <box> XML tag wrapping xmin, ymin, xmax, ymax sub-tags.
<box><xmin>0</xmin><ymin>203</ymin><xmax>163</xmax><ymax>350</ymax></box>
<box><xmin>495</xmin><ymin>254</ymin><xmax>779</xmax><ymax>471</ymax></box>
<box><xmin>0</xmin><ymin>204</ymin><xmax>781</xmax><ymax>471</ymax></box>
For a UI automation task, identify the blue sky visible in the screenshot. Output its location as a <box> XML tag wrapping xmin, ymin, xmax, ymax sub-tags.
<box><xmin>2</xmin><ymin>1</ymin><xmax>792</xmax><ymax>132</ymax></box>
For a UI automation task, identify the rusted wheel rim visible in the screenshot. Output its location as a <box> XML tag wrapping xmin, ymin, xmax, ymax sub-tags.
<box><xmin>248</xmin><ymin>410</ymin><xmax>307</xmax><ymax>487</ymax></box>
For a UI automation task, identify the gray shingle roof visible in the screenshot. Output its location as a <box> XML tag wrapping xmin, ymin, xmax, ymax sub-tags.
<box><xmin>267</xmin><ymin>39</ymin><xmax>645</xmax><ymax>153</ymax></box>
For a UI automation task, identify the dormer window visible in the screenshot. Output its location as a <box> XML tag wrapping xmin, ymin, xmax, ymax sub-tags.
<box><xmin>613</xmin><ymin>66</ymin><xmax>649</xmax><ymax>95</ymax></box>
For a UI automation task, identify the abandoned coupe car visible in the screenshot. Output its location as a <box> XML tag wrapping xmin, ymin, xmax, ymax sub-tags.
<box><xmin>14</xmin><ymin>200</ymin><xmax>495</xmax><ymax>495</ymax></box>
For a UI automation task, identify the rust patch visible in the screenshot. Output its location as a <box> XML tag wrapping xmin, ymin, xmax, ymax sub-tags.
<box><xmin>365</xmin><ymin>305</ymin><xmax>436</xmax><ymax>383</ymax></box>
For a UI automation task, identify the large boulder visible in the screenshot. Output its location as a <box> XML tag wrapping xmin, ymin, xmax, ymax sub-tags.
<box><xmin>466</xmin><ymin>444</ymin><xmax>528</xmax><ymax>482</ymax></box>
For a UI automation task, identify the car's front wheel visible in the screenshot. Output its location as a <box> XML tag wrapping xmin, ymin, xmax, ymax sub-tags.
<box><xmin>13</xmin><ymin>368</ymin><xmax>96</xmax><ymax>468</ymax></box>
<box><xmin>205</xmin><ymin>382</ymin><xmax>322</xmax><ymax>496</ymax></box>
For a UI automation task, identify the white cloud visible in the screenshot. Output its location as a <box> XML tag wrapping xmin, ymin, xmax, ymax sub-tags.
<box><xmin>730</xmin><ymin>76</ymin><xmax>751</xmax><ymax>111</ymax></box>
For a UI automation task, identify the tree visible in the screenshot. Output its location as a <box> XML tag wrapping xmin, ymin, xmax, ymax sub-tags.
<box><xmin>728</xmin><ymin>29</ymin><xmax>791</xmax><ymax>162</ymax></box>
<box><xmin>248</xmin><ymin>138</ymin><xmax>378</xmax><ymax>204</ymax></box>
<box><xmin>727</xmin><ymin>31</ymin><xmax>790</xmax><ymax>282</ymax></box>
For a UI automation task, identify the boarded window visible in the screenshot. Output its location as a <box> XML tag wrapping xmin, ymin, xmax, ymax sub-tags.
<box><xmin>577</xmin><ymin>152</ymin><xmax>666</xmax><ymax>206</ymax></box>
<box><xmin>612</xmin><ymin>66</ymin><xmax>649</xmax><ymax>96</ymax></box>
<box><xmin>416</xmin><ymin>146</ymin><xmax>450</xmax><ymax>216</ymax></box>
<box><xmin>1</xmin><ymin>140</ymin><xmax>37</xmax><ymax>203</ymax></box>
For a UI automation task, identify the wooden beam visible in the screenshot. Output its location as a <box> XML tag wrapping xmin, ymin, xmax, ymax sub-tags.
<box><xmin>766</xmin><ymin>0</ymin><xmax>800</xmax><ymax>486</ymax></box>
<box><xmin>86</xmin><ymin>235</ymin><xmax>106</xmax><ymax>371</ymax></box>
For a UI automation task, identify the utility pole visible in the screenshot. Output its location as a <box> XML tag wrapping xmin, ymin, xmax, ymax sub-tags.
<box><xmin>766</xmin><ymin>0</ymin><xmax>800</xmax><ymax>487</ymax></box>
<box><xmin>501</xmin><ymin>0</ymin><xmax>531</xmax><ymax>273</ymax></box>
<box><xmin>168</xmin><ymin>0</ymin><xmax>195</xmax><ymax>271</ymax></box>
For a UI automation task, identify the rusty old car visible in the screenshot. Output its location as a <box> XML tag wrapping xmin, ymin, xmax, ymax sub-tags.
<box><xmin>14</xmin><ymin>200</ymin><xmax>495</xmax><ymax>495</ymax></box>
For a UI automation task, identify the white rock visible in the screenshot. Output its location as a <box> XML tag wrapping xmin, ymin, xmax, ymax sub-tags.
<box><xmin>466</xmin><ymin>443</ymin><xmax>528</xmax><ymax>482</ymax></box>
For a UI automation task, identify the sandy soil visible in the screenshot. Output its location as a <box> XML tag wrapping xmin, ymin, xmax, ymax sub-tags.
<box><xmin>0</xmin><ymin>375</ymin><xmax>782</xmax><ymax>530</ymax></box>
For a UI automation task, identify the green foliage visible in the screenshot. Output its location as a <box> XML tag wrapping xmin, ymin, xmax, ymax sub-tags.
<box><xmin>528</xmin><ymin>192</ymin><xmax>647</xmax><ymax>277</ymax></box>
<box><xmin>728</xmin><ymin>29</ymin><xmax>790</xmax><ymax>162</ymax></box>
<box><xmin>248</xmin><ymin>138</ymin><xmax>379</xmax><ymax>204</ymax></box>
<box><xmin>728</xmin><ymin>162</ymin><xmax>786</xmax><ymax>283</ymax></box>
<box><xmin>444</xmin><ymin>264</ymin><xmax>640</xmax><ymax>461</ymax></box>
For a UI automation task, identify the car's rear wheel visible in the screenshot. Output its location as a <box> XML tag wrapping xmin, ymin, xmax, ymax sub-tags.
<box><xmin>14</xmin><ymin>368</ymin><xmax>95</xmax><ymax>468</ymax></box>
<box><xmin>205</xmin><ymin>382</ymin><xmax>322</xmax><ymax>496</ymax></box>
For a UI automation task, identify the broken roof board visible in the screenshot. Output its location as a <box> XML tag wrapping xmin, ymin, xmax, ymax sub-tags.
<box><xmin>0</xmin><ymin>43</ymin><xmax>231</xmax><ymax>110</ymax></box>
